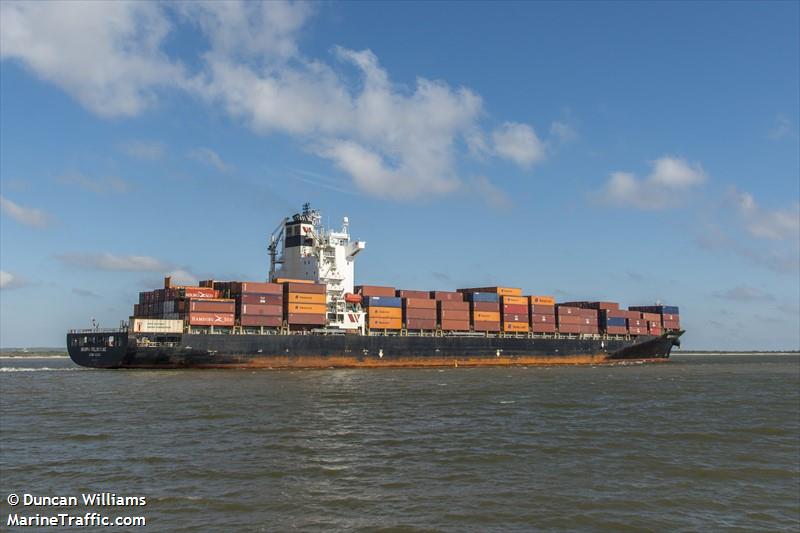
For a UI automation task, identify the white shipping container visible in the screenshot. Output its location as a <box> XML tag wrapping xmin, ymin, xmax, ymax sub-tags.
<box><xmin>130</xmin><ymin>318</ymin><xmax>184</xmax><ymax>333</ymax></box>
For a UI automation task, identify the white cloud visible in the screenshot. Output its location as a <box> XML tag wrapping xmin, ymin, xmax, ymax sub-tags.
<box><xmin>712</xmin><ymin>286</ymin><xmax>775</xmax><ymax>302</ymax></box>
<box><xmin>165</xmin><ymin>269</ymin><xmax>198</xmax><ymax>286</ymax></box>
<box><xmin>0</xmin><ymin>195</ymin><xmax>51</xmax><ymax>228</ymax></box>
<box><xmin>598</xmin><ymin>156</ymin><xmax>708</xmax><ymax>210</ymax></box>
<box><xmin>0</xmin><ymin>1</ymin><xmax>185</xmax><ymax>117</ymax></box>
<box><xmin>492</xmin><ymin>122</ymin><xmax>546</xmax><ymax>167</ymax></box>
<box><xmin>188</xmin><ymin>147</ymin><xmax>231</xmax><ymax>173</ymax></box>
<box><xmin>470</xmin><ymin>176</ymin><xmax>512</xmax><ymax>209</ymax></box>
<box><xmin>729</xmin><ymin>187</ymin><xmax>800</xmax><ymax>241</ymax></box>
<box><xmin>0</xmin><ymin>271</ymin><xmax>31</xmax><ymax>290</ymax></box>
<box><xmin>549</xmin><ymin>121</ymin><xmax>578</xmax><ymax>145</ymax></box>
<box><xmin>56</xmin><ymin>173</ymin><xmax>129</xmax><ymax>194</ymax></box>
<box><xmin>768</xmin><ymin>114</ymin><xmax>794</xmax><ymax>140</ymax></box>
<box><xmin>72</xmin><ymin>288</ymin><xmax>101</xmax><ymax>298</ymax></box>
<box><xmin>120</xmin><ymin>139</ymin><xmax>165</xmax><ymax>160</ymax></box>
<box><xmin>56</xmin><ymin>253</ymin><xmax>170</xmax><ymax>272</ymax></box>
<box><xmin>0</xmin><ymin>0</ymin><xmax>559</xmax><ymax>200</ymax></box>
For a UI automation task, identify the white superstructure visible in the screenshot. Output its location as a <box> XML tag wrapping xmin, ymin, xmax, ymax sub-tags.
<box><xmin>268</xmin><ymin>204</ymin><xmax>366</xmax><ymax>330</ymax></box>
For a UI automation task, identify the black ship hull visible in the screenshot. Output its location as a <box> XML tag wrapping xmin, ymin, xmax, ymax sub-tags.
<box><xmin>67</xmin><ymin>331</ymin><xmax>682</xmax><ymax>369</ymax></box>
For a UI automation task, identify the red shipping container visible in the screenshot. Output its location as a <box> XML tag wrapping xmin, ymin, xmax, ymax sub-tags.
<box><xmin>530</xmin><ymin>314</ymin><xmax>555</xmax><ymax>323</ymax></box>
<box><xmin>502</xmin><ymin>314</ymin><xmax>527</xmax><ymax>323</ymax></box>
<box><xmin>502</xmin><ymin>304</ymin><xmax>528</xmax><ymax>314</ymax></box>
<box><xmin>440</xmin><ymin>319</ymin><xmax>470</xmax><ymax>331</ymax></box>
<box><xmin>558</xmin><ymin>324</ymin><xmax>581</xmax><ymax>334</ymax></box>
<box><xmin>471</xmin><ymin>302</ymin><xmax>500</xmax><ymax>312</ymax></box>
<box><xmin>183</xmin><ymin>287</ymin><xmax>220</xmax><ymax>299</ymax></box>
<box><xmin>286</xmin><ymin>313</ymin><xmax>326</xmax><ymax>325</ymax></box>
<box><xmin>529</xmin><ymin>304</ymin><xmax>555</xmax><ymax>315</ymax></box>
<box><xmin>284</xmin><ymin>282</ymin><xmax>326</xmax><ymax>294</ymax></box>
<box><xmin>557</xmin><ymin>315</ymin><xmax>582</xmax><ymax>325</ymax></box>
<box><xmin>430</xmin><ymin>291</ymin><xmax>463</xmax><ymax>301</ymax></box>
<box><xmin>606</xmin><ymin>326</ymin><xmax>627</xmax><ymax>335</ymax></box>
<box><xmin>640</xmin><ymin>312</ymin><xmax>660</xmax><ymax>321</ymax></box>
<box><xmin>439</xmin><ymin>310</ymin><xmax>470</xmax><ymax>320</ymax></box>
<box><xmin>240</xmin><ymin>315</ymin><xmax>282</xmax><ymax>327</ymax></box>
<box><xmin>473</xmin><ymin>321</ymin><xmax>501</xmax><ymax>332</ymax></box>
<box><xmin>187</xmin><ymin>312</ymin><xmax>234</xmax><ymax>326</ymax></box>
<box><xmin>438</xmin><ymin>300</ymin><xmax>469</xmax><ymax>310</ymax></box>
<box><xmin>531</xmin><ymin>323</ymin><xmax>556</xmax><ymax>333</ymax></box>
<box><xmin>405</xmin><ymin>308</ymin><xmax>437</xmax><ymax>319</ymax></box>
<box><xmin>355</xmin><ymin>285</ymin><xmax>396</xmax><ymax>297</ymax></box>
<box><xmin>629</xmin><ymin>326</ymin><xmax>644</xmax><ymax>335</ymax></box>
<box><xmin>557</xmin><ymin>306</ymin><xmax>581</xmax><ymax>316</ymax></box>
<box><xmin>406</xmin><ymin>318</ymin><xmax>437</xmax><ymax>330</ymax></box>
<box><xmin>238</xmin><ymin>293</ymin><xmax>283</xmax><ymax>305</ymax></box>
<box><xmin>403</xmin><ymin>298</ymin><xmax>436</xmax><ymax>310</ymax></box>
<box><xmin>397</xmin><ymin>290</ymin><xmax>430</xmax><ymax>299</ymax></box>
<box><xmin>189</xmin><ymin>299</ymin><xmax>235</xmax><ymax>313</ymax></box>
<box><xmin>235</xmin><ymin>282</ymin><xmax>282</xmax><ymax>294</ymax></box>
<box><xmin>240</xmin><ymin>304</ymin><xmax>282</xmax><ymax>316</ymax></box>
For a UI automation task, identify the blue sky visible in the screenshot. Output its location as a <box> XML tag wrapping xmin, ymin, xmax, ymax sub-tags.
<box><xmin>1</xmin><ymin>1</ymin><xmax>798</xmax><ymax>350</ymax></box>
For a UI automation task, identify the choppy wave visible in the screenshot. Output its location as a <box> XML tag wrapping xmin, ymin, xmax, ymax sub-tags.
<box><xmin>0</xmin><ymin>355</ymin><xmax>69</xmax><ymax>359</ymax></box>
<box><xmin>0</xmin><ymin>366</ymin><xmax>82</xmax><ymax>372</ymax></box>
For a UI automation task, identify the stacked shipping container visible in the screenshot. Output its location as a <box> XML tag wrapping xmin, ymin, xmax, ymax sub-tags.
<box><xmin>131</xmin><ymin>280</ymin><xmax>680</xmax><ymax>337</ymax></box>
<box><xmin>529</xmin><ymin>296</ymin><xmax>556</xmax><ymax>333</ymax></box>
<box><xmin>283</xmin><ymin>282</ymin><xmax>327</xmax><ymax>327</ymax></box>
<box><xmin>458</xmin><ymin>288</ymin><xmax>514</xmax><ymax>333</ymax></box>
<box><xmin>432</xmin><ymin>291</ymin><xmax>470</xmax><ymax>331</ymax></box>
<box><xmin>501</xmin><ymin>295</ymin><xmax>529</xmax><ymax>333</ymax></box>
<box><xmin>227</xmin><ymin>282</ymin><xmax>283</xmax><ymax>328</ymax></box>
<box><xmin>630</xmin><ymin>305</ymin><xmax>680</xmax><ymax>332</ymax></box>
<box><xmin>399</xmin><ymin>290</ymin><xmax>436</xmax><ymax>331</ymax></box>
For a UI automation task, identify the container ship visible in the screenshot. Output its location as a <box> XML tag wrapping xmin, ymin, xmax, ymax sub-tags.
<box><xmin>67</xmin><ymin>204</ymin><xmax>683</xmax><ymax>369</ymax></box>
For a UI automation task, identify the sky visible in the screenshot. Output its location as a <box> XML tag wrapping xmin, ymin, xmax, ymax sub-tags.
<box><xmin>1</xmin><ymin>1</ymin><xmax>798</xmax><ymax>350</ymax></box>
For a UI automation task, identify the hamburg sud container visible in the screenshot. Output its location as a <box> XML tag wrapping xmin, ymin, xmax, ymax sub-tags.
<box><xmin>529</xmin><ymin>296</ymin><xmax>556</xmax><ymax>333</ymax></box>
<box><xmin>186</xmin><ymin>298</ymin><xmax>235</xmax><ymax>326</ymax></box>
<box><xmin>400</xmin><ymin>292</ymin><xmax>436</xmax><ymax>331</ymax></box>
<box><xmin>464</xmin><ymin>292</ymin><xmax>501</xmax><ymax>332</ymax></box>
<box><xmin>555</xmin><ymin>305</ymin><xmax>583</xmax><ymax>334</ymax></box>
<box><xmin>501</xmin><ymin>295</ymin><xmax>529</xmax><ymax>332</ymax></box>
<box><xmin>432</xmin><ymin>291</ymin><xmax>469</xmax><ymax>331</ymax></box>
<box><xmin>226</xmin><ymin>281</ymin><xmax>284</xmax><ymax>328</ymax></box>
<box><xmin>363</xmin><ymin>295</ymin><xmax>402</xmax><ymax>330</ymax></box>
<box><xmin>283</xmin><ymin>282</ymin><xmax>326</xmax><ymax>327</ymax></box>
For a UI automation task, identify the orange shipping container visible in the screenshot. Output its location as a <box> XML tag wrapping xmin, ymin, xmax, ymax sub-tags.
<box><xmin>275</xmin><ymin>278</ymin><xmax>313</xmax><ymax>284</ymax></box>
<box><xmin>473</xmin><ymin>311</ymin><xmax>500</xmax><ymax>321</ymax></box>
<box><xmin>503</xmin><ymin>322</ymin><xmax>529</xmax><ymax>332</ymax></box>
<box><xmin>502</xmin><ymin>295</ymin><xmax>528</xmax><ymax>305</ymax></box>
<box><xmin>530</xmin><ymin>295</ymin><xmax>556</xmax><ymax>306</ymax></box>
<box><xmin>368</xmin><ymin>307</ymin><xmax>402</xmax><ymax>319</ymax></box>
<box><xmin>368</xmin><ymin>317</ymin><xmax>402</xmax><ymax>329</ymax></box>
<box><xmin>287</xmin><ymin>303</ymin><xmax>326</xmax><ymax>314</ymax></box>
<box><xmin>287</xmin><ymin>292</ymin><xmax>326</xmax><ymax>304</ymax></box>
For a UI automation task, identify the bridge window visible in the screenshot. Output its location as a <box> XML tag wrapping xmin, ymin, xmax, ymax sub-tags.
<box><xmin>108</xmin><ymin>336</ymin><xmax>115</xmax><ymax>347</ymax></box>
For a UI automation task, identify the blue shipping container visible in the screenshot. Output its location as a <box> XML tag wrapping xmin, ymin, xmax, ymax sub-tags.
<box><xmin>466</xmin><ymin>292</ymin><xmax>500</xmax><ymax>303</ymax></box>
<box><xmin>363</xmin><ymin>296</ymin><xmax>402</xmax><ymax>308</ymax></box>
<box><xmin>604</xmin><ymin>317</ymin><xmax>626</xmax><ymax>327</ymax></box>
